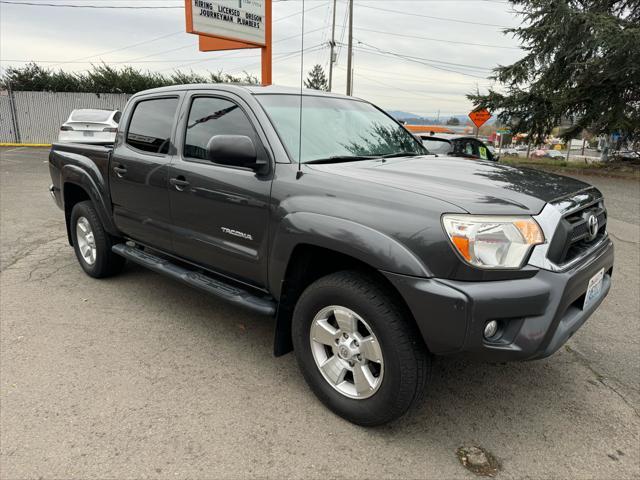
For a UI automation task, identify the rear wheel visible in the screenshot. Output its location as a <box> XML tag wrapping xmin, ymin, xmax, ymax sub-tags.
<box><xmin>292</xmin><ymin>270</ymin><xmax>430</xmax><ymax>426</ymax></box>
<box><xmin>70</xmin><ymin>201</ymin><xmax>125</xmax><ymax>278</ymax></box>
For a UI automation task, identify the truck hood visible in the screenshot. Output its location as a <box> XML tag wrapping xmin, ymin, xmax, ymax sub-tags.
<box><xmin>307</xmin><ymin>156</ymin><xmax>591</xmax><ymax>214</ymax></box>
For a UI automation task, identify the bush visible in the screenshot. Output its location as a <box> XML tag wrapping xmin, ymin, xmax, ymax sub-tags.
<box><xmin>1</xmin><ymin>62</ymin><xmax>258</xmax><ymax>94</ymax></box>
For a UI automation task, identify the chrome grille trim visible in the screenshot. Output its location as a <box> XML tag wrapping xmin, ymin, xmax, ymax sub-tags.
<box><xmin>550</xmin><ymin>186</ymin><xmax>603</xmax><ymax>216</ymax></box>
<box><xmin>528</xmin><ymin>189</ymin><xmax>609</xmax><ymax>272</ymax></box>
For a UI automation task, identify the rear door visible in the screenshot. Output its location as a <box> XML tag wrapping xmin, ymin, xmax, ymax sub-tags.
<box><xmin>109</xmin><ymin>94</ymin><xmax>181</xmax><ymax>251</ymax></box>
<box><xmin>167</xmin><ymin>92</ymin><xmax>273</xmax><ymax>287</ymax></box>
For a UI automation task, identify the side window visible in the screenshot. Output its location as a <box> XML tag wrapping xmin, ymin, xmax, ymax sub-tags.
<box><xmin>126</xmin><ymin>98</ymin><xmax>178</xmax><ymax>154</ymax></box>
<box><xmin>465</xmin><ymin>141</ymin><xmax>475</xmax><ymax>156</ymax></box>
<box><xmin>113</xmin><ymin>111</ymin><xmax>122</xmax><ymax>124</ymax></box>
<box><xmin>477</xmin><ymin>141</ymin><xmax>490</xmax><ymax>160</ymax></box>
<box><xmin>184</xmin><ymin>97</ymin><xmax>259</xmax><ymax>161</ymax></box>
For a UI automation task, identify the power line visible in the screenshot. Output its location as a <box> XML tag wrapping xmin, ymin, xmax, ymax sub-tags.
<box><xmin>0</xmin><ymin>0</ymin><xmax>327</xmax><ymax>15</ymax></box>
<box><xmin>347</xmin><ymin>63</ymin><xmax>494</xmax><ymax>87</ymax></box>
<box><xmin>155</xmin><ymin>25</ymin><xmax>329</xmax><ymax>72</ymax></box>
<box><xmin>335</xmin><ymin>65</ymin><xmax>474</xmax><ymax>104</ymax></box>
<box><xmin>349</xmin><ymin>41</ymin><xmax>490</xmax><ymax>79</ymax></box>
<box><xmin>0</xmin><ymin>2</ymin><xmax>330</xmax><ymax>69</ymax></box>
<box><xmin>346</xmin><ymin>26</ymin><xmax>521</xmax><ymax>50</ymax></box>
<box><xmin>0</xmin><ymin>1</ymin><xmax>182</xmax><ymax>7</ymax></box>
<box><xmin>354</xmin><ymin>3</ymin><xmax>511</xmax><ymax>28</ymax></box>
<box><xmin>224</xmin><ymin>43</ymin><xmax>328</xmax><ymax>76</ymax></box>
<box><xmin>47</xmin><ymin>31</ymin><xmax>184</xmax><ymax>68</ymax></box>
<box><xmin>355</xmin><ymin>40</ymin><xmax>492</xmax><ymax>71</ymax></box>
<box><xmin>335</xmin><ymin>1</ymin><xmax>349</xmax><ymax>64</ymax></box>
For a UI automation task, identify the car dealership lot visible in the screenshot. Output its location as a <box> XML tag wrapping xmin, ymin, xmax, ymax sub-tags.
<box><xmin>1</xmin><ymin>147</ymin><xmax>638</xmax><ymax>479</ymax></box>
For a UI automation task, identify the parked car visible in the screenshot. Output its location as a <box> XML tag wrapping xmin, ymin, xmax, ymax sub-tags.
<box><xmin>618</xmin><ymin>150</ymin><xmax>639</xmax><ymax>160</ymax></box>
<box><xmin>502</xmin><ymin>147</ymin><xmax>519</xmax><ymax>156</ymax></box>
<box><xmin>545</xmin><ymin>149</ymin><xmax>566</xmax><ymax>159</ymax></box>
<box><xmin>532</xmin><ymin>148</ymin><xmax>566</xmax><ymax>160</ymax></box>
<box><xmin>49</xmin><ymin>85</ymin><xmax>613</xmax><ymax>426</ymax></box>
<box><xmin>532</xmin><ymin>148</ymin><xmax>547</xmax><ymax>157</ymax></box>
<box><xmin>58</xmin><ymin>109</ymin><xmax>121</xmax><ymax>144</ymax></box>
<box><xmin>417</xmin><ymin>133</ymin><xmax>498</xmax><ymax>161</ymax></box>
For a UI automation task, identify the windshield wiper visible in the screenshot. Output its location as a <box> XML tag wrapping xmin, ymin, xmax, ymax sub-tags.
<box><xmin>379</xmin><ymin>152</ymin><xmax>424</xmax><ymax>158</ymax></box>
<box><xmin>305</xmin><ymin>155</ymin><xmax>378</xmax><ymax>164</ymax></box>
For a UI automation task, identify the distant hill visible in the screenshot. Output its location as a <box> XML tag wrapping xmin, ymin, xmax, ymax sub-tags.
<box><xmin>387</xmin><ymin>110</ymin><xmax>440</xmax><ymax>124</ymax></box>
<box><xmin>387</xmin><ymin>111</ymin><xmax>497</xmax><ymax>126</ymax></box>
<box><xmin>387</xmin><ymin>110</ymin><xmax>424</xmax><ymax>121</ymax></box>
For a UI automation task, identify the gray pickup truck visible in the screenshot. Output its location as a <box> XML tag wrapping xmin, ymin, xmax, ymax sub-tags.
<box><xmin>49</xmin><ymin>84</ymin><xmax>614</xmax><ymax>425</ymax></box>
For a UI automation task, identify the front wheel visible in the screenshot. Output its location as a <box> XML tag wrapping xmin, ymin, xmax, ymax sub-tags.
<box><xmin>70</xmin><ymin>201</ymin><xmax>125</xmax><ymax>278</ymax></box>
<box><xmin>292</xmin><ymin>271</ymin><xmax>430</xmax><ymax>426</ymax></box>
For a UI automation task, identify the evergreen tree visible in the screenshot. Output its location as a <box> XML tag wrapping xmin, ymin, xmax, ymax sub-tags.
<box><xmin>304</xmin><ymin>64</ymin><xmax>329</xmax><ymax>91</ymax></box>
<box><xmin>446</xmin><ymin>117</ymin><xmax>461</xmax><ymax>126</ymax></box>
<box><xmin>468</xmin><ymin>1</ymin><xmax>639</xmax><ymax>154</ymax></box>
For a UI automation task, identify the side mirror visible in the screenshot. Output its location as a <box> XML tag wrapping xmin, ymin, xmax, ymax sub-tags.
<box><xmin>206</xmin><ymin>135</ymin><xmax>267</xmax><ymax>172</ymax></box>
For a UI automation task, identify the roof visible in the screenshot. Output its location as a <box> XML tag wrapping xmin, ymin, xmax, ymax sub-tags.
<box><xmin>417</xmin><ymin>133</ymin><xmax>467</xmax><ymax>140</ymax></box>
<box><xmin>130</xmin><ymin>83</ymin><xmax>352</xmax><ymax>100</ymax></box>
<box><xmin>405</xmin><ymin>125</ymin><xmax>456</xmax><ymax>134</ymax></box>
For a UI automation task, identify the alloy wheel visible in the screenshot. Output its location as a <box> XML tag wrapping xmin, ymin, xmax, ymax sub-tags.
<box><xmin>76</xmin><ymin>216</ymin><xmax>97</xmax><ymax>265</ymax></box>
<box><xmin>309</xmin><ymin>305</ymin><xmax>384</xmax><ymax>399</ymax></box>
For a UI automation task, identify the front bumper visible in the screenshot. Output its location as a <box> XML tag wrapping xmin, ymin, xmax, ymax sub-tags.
<box><xmin>384</xmin><ymin>238</ymin><xmax>614</xmax><ymax>362</ymax></box>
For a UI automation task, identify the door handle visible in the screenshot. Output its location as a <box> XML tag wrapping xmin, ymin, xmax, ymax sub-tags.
<box><xmin>170</xmin><ymin>176</ymin><xmax>190</xmax><ymax>191</ymax></box>
<box><xmin>113</xmin><ymin>165</ymin><xmax>127</xmax><ymax>177</ymax></box>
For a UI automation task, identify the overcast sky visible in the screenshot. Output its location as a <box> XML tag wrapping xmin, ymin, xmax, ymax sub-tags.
<box><xmin>0</xmin><ymin>0</ymin><xmax>525</xmax><ymax>117</ymax></box>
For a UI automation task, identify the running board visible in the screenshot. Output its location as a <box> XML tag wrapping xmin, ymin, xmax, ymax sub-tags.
<box><xmin>112</xmin><ymin>244</ymin><xmax>276</xmax><ymax>316</ymax></box>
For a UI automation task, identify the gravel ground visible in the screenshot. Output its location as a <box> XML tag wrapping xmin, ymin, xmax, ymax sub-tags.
<box><xmin>1</xmin><ymin>147</ymin><xmax>638</xmax><ymax>479</ymax></box>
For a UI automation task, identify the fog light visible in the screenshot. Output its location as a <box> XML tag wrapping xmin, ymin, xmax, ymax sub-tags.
<box><xmin>484</xmin><ymin>320</ymin><xmax>499</xmax><ymax>339</ymax></box>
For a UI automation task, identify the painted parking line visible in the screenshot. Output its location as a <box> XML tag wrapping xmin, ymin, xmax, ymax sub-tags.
<box><xmin>1</xmin><ymin>147</ymin><xmax>27</xmax><ymax>154</ymax></box>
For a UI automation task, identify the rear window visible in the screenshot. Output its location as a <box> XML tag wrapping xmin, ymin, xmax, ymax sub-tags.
<box><xmin>421</xmin><ymin>137</ymin><xmax>453</xmax><ymax>154</ymax></box>
<box><xmin>70</xmin><ymin>109</ymin><xmax>113</xmax><ymax>123</ymax></box>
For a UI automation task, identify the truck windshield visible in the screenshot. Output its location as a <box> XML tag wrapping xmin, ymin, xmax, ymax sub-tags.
<box><xmin>257</xmin><ymin>94</ymin><xmax>427</xmax><ymax>163</ymax></box>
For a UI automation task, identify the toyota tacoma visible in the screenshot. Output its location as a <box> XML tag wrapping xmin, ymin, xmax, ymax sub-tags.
<box><xmin>48</xmin><ymin>85</ymin><xmax>614</xmax><ymax>426</ymax></box>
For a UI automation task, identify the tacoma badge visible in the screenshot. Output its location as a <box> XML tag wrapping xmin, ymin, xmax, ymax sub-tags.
<box><xmin>221</xmin><ymin>227</ymin><xmax>253</xmax><ymax>241</ymax></box>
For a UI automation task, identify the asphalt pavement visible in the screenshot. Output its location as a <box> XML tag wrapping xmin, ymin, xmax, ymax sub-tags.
<box><xmin>1</xmin><ymin>147</ymin><xmax>638</xmax><ymax>479</ymax></box>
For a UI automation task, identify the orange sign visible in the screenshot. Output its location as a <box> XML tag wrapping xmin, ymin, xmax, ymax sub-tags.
<box><xmin>185</xmin><ymin>0</ymin><xmax>272</xmax><ymax>85</ymax></box>
<box><xmin>469</xmin><ymin>109</ymin><xmax>492</xmax><ymax>129</ymax></box>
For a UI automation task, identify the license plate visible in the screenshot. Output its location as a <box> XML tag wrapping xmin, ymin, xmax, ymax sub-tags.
<box><xmin>83</xmin><ymin>131</ymin><xmax>94</xmax><ymax>137</ymax></box>
<box><xmin>584</xmin><ymin>268</ymin><xmax>604</xmax><ymax>309</ymax></box>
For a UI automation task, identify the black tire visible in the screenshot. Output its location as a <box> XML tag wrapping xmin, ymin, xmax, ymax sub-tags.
<box><xmin>292</xmin><ymin>270</ymin><xmax>430</xmax><ymax>426</ymax></box>
<box><xmin>70</xmin><ymin>200</ymin><xmax>125</xmax><ymax>278</ymax></box>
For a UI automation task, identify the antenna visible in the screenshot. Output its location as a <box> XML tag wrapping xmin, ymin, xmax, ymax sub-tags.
<box><xmin>296</xmin><ymin>0</ymin><xmax>306</xmax><ymax>179</ymax></box>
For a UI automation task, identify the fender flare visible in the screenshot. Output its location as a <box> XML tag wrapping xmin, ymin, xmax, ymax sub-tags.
<box><xmin>62</xmin><ymin>163</ymin><xmax>119</xmax><ymax>238</ymax></box>
<box><xmin>268</xmin><ymin>212</ymin><xmax>431</xmax><ymax>298</ymax></box>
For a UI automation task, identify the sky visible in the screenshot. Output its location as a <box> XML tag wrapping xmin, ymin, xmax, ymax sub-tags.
<box><xmin>0</xmin><ymin>0</ymin><xmax>525</xmax><ymax>118</ymax></box>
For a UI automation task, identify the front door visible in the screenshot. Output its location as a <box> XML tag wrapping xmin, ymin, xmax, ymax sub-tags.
<box><xmin>168</xmin><ymin>93</ymin><xmax>273</xmax><ymax>287</ymax></box>
<box><xmin>109</xmin><ymin>95</ymin><xmax>180</xmax><ymax>252</ymax></box>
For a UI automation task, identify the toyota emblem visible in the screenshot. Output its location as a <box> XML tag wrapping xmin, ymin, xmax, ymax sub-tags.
<box><xmin>587</xmin><ymin>214</ymin><xmax>599</xmax><ymax>240</ymax></box>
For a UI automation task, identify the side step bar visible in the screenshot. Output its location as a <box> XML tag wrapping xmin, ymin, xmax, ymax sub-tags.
<box><xmin>112</xmin><ymin>244</ymin><xmax>276</xmax><ymax>316</ymax></box>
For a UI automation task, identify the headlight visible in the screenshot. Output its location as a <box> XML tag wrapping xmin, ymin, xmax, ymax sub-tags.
<box><xmin>442</xmin><ymin>214</ymin><xmax>544</xmax><ymax>269</ymax></box>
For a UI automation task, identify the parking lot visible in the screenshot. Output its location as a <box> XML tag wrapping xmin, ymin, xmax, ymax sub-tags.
<box><xmin>1</xmin><ymin>146</ymin><xmax>638</xmax><ymax>479</ymax></box>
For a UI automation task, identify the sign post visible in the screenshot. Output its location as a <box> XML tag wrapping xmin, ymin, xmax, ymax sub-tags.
<box><xmin>468</xmin><ymin>108</ymin><xmax>492</xmax><ymax>138</ymax></box>
<box><xmin>185</xmin><ymin>0</ymin><xmax>272</xmax><ymax>85</ymax></box>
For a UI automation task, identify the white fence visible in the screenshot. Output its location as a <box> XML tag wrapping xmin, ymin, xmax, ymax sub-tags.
<box><xmin>0</xmin><ymin>91</ymin><xmax>131</xmax><ymax>143</ymax></box>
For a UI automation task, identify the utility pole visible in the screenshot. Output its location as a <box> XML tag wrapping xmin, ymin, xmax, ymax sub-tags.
<box><xmin>328</xmin><ymin>0</ymin><xmax>337</xmax><ymax>92</ymax></box>
<box><xmin>346</xmin><ymin>0</ymin><xmax>353</xmax><ymax>96</ymax></box>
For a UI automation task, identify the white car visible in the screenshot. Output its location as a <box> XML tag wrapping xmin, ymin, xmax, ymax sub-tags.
<box><xmin>58</xmin><ymin>109</ymin><xmax>121</xmax><ymax>144</ymax></box>
<box><xmin>545</xmin><ymin>149</ymin><xmax>565</xmax><ymax>159</ymax></box>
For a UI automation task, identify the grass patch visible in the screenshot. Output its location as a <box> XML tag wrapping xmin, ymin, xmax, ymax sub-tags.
<box><xmin>500</xmin><ymin>155</ymin><xmax>639</xmax><ymax>179</ymax></box>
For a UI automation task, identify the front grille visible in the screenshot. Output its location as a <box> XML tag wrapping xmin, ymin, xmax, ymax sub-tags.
<box><xmin>547</xmin><ymin>200</ymin><xmax>607</xmax><ymax>265</ymax></box>
<box><xmin>566</xmin><ymin>209</ymin><xmax>607</xmax><ymax>243</ymax></box>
